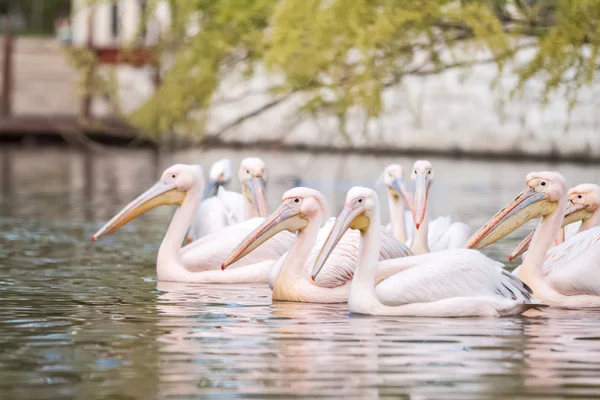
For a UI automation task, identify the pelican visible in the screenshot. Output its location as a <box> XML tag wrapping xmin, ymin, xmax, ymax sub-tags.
<box><xmin>409</xmin><ymin>160</ymin><xmax>471</xmax><ymax>254</ymax></box>
<box><xmin>221</xmin><ymin>187</ymin><xmax>412</xmax><ymax>303</ymax></box>
<box><xmin>310</xmin><ymin>187</ymin><xmax>537</xmax><ymax>317</ymax></box>
<box><xmin>203</xmin><ymin>158</ymin><xmax>234</xmax><ymax>199</ymax></box>
<box><xmin>508</xmin><ymin>184</ymin><xmax>598</xmax><ymax>262</ymax></box>
<box><xmin>466</xmin><ymin>172</ymin><xmax>600</xmax><ymax>308</ymax></box>
<box><xmin>382</xmin><ymin>164</ymin><xmax>414</xmax><ymax>243</ymax></box>
<box><xmin>92</xmin><ymin>164</ymin><xmax>294</xmax><ymax>283</ymax></box>
<box><xmin>187</xmin><ymin>157</ymin><xmax>269</xmax><ymax>242</ymax></box>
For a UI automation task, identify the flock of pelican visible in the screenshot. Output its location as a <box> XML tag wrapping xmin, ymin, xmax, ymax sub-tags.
<box><xmin>92</xmin><ymin>157</ymin><xmax>600</xmax><ymax>317</ymax></box>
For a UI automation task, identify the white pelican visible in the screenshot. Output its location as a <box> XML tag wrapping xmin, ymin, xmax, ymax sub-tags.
<box><xmin>311</xmin><ymin>187</ymin><xmax>537</xmax><ymax>317</ymax></box>
<box><xmin>466</xmin><ymin>172</ymin><xmax>600</xmax><ymax>308</ymax></box>
<box><xmin>409</xmin><ymin>160</ymin><xmax>471</xmax><ymax>254</ymax></box>
<box><xmin>508</xmin><ymin>183</ymin><xmax>598</xmax><ymax>262</ymax></box>
<box><xmin>203</xmin><ymin>158</ymin><xmax>234</xmax><ymax>199</ymax></box>
<box><xmin>221</xmin><ymin>187</ymin><xmax>412</xmax><ymax>303</ymax></box>
<box><xmin>187</xmin><ymin>157</ymin><xmax>269</xmax><ymax>242</ymax></box>
<box><xmin>92</xmin><ymin>164</ymin><xmax>294</xmax><ymax>283</ymax></box>
<box><xmin>381</xmin><ymin>164</ymin><xmax>414</xmax><ymax>243</ymax></box>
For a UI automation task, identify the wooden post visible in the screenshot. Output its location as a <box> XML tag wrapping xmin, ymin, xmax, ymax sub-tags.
<box><xmin>0</xmin><ymin>24</ymin><xmax>13</xmax><ymax>118</ymax></box>
<box><xmin>81</xmin><ymin>8</ymin><xmax>95</xmax><ymax>119</ymax></box>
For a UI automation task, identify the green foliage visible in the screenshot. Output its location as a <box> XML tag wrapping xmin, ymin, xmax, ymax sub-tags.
<box><xmin>69</xmin><ymin>0</ymin><xmax>600</xmax><ymax>139</ymax></box>
<box><xmin>0</xmin><ymin>0</ymin><xmax>71</xmax><ymax>35</ymax></box>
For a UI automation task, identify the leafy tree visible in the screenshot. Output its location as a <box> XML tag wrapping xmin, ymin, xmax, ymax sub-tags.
<box><xmin>0</xmin><ymin>0</ymin><xmax>71</xmax><ymax>34</ymax></box>
<box><xmin>71</xmin><ymin>0</ymin><xmax>600</xmax><ymax>140</ymax></box>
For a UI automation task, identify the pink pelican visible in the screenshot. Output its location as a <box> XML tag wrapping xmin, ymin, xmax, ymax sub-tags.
<box><xmin>92</xmin><ymin>164</ymin><xmax>294</xmax><ymax>283</ymax></box>
<box><xmin>311</xmin><ymin>187</ymin><xmax>537</xmax><ymax>317</ymax></box>
<box><xmin>466</xmin><ymin>172</ymin><xmax>600</xmax><ymax>308</ymax></box>
<box><xmin>381</xmin><ymin>164</ymin><xmax>414</xmax><ymax>243</ymax></box>
<box><xmin>509</xmin><ymin>183</ymin><xmax>598</xmax><ymax>262</ymax></box>
<box><xmin>409</xmin><ymin>160</ymin><xmax>471</xmax><ymax>254</ymax></box>
<box><xmin>221</xmin><ymin>187</ymin><xmax>412</xmax><ymax>303</ymax></box>
<box><xmin>187</xmin><ymin>157</ymin><xmax>270</xmax><ymax>242</ymax></box>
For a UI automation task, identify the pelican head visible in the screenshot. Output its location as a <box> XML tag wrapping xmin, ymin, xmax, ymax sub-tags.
<box><xmin>203</xmin><ymin>158</ymin><xmax>233</xmax><ymax>199</ymax></box>
<box><xmin>221</xmin><ymin>187</ymin><xmax>327</xmax><ymax>269</ymax></box>
<box><xmin>568</xmin><ymin>184</ymin><xmax>600</xmax><ymax>213</ymax></box>
<box><xmin>239</xmin><ymin>157</ymin><xmax>270</xmax><ymax>217</ymax></box>
<box><xmin>311</xmin><ymin>187</ymin><xmax>376</xmax><ymax>280</ymax></box>
<box><xmin>507</xmin><ymin>183</ymin><xmax>598</xmax><ymax>261</ymax></box>
<box><xmin>383</xmin><ymin>164</ymin><xmax>414</xmax><ymax>214</ymax></box>
<box><xmin>411</xmin><ymin>160</ymin><xmax>434</xmax><ymax>229</ymax></box>
<box><xmin>466</xmin><ymin>171</ymin><xmax>565</xmax><ymax>250</ymax></box>
<box><xmin>92</xmin><ymin>164</ymin><xmax>203</xmax><ymax>241</ymax></box>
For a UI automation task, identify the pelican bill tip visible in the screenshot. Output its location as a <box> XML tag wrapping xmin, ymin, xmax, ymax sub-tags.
<box><xmin>221</xmin><ymin>263</ymin><xmax>226</xmax><ymax>271</ymax></box>
<box><xmin>91</xmin><ymin>235</ymin><xmax>96</xmax><ymax>242</ymax></box>
<box><xmin>311</xmin><ymin>275</ymin><xmax>316</xmax><ymax>281</ymax></box>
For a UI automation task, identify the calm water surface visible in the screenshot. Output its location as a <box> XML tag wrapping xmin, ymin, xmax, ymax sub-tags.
<box><xmin>1</xmin><ymin>148</ymin><xmax>600</xmax><ymax>399</ymax></box>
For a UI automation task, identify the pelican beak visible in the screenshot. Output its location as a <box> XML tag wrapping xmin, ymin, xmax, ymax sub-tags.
<box><xmin>245</xmin><ymin>177</ymin><xmax>270</xmax><ymax>217</ymax></box>
<box><xmin>311</xmin><ymin>205</ymin><xmax>370</xmax><ymax>280</ymax></box>
<box><xmin>508</xmin><ymin>202</ymin><xmax>591</xmax><ymax>261</ymax></box>
<box><xmin>390</xmin><ymin>178</ymin><xmax>415</xmax><ymax>215</ymax></box>
<box><xmin>413</xmin><ymin>174</ymin><xmax>430</xmax><ymax>229</ymax></box>
<box><xmin>92</xmin><ymin>181</ymin><xmax>185</xmax><ymax>241</ymax></box>
<box><xmin>202</xmin><ymin>180</ymin><xmax>218</xmax><ymax>200</ymax></box>
<box><xmin>221</xmin><ymin>203</ymin><xmax>307</xmax><ymax>270</ymax></box>
<box><xmin>466</xmin><ymin>187</ymin><xmax>554</xmax><ymax>250</ymax></box>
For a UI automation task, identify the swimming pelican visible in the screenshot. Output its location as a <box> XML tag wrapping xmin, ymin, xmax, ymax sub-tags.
<box><xmin>310</xmin><ymin>187</ymin><xmax>537</xmax><ymax>317</ymax></box>
<box><xmin>409</xmin><ymin>160</ymin><xmax>471</xmax><ymax>254</ymax></box>
<box><xmin>203</xmin><ymin>158</ymin><xmax>234</xmax><ymax>199</ymax></box>
<box><xmin>187</xmin><ymin>157</ymin><xmax>269</xmax><ymax>242</ymax></box>
<box><xmin>221</xmin><ymin>187</ymin><xmax>412</xmax><ymax>303</ymax></box>
<box><xmin>92</xmin><ymin>164</ymin><xmax>294</xmax><ymax>283</ymax></box>
<box><xmin>508</xmin><ymin>184</ymin><xmax>598</xmax><ymax>262</ymax></box>
<box><xmin>466</xmin><ymin>172</ymin><xmax>600</xmax><ymax>308</ymax></box>
<box><xmin>382</xmin><ymin>164</ymin><xmax>414</xmax><ymax>243</ymax></box>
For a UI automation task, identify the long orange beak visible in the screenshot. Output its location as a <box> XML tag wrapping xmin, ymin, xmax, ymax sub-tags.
<box><xmin>92</xmin><ymin>181</ymin><xmax>185</xmax><ymax>241</ymax></box>
<box><xmin>465</xmin><ymin>187</ymin><xmax>553</xmax><ymax>250</ymax></box>
<box><xmin>221</xmin><ymin>202</ymin><xmax>307</xmax><ymax>270</ymax></box>
<box><xmin>311</xmin><ymin>205</ymin><xmax>369</xmax><ymax>280</ymax></box>
<box><xmin>507</xmin><ymin>202</ymin><xmax>590</xmax><ymax>261</ymax></box>
<box><xmin>245</xmin><ymin>177</ymin><xmax>270</xmax><ymax>217</ymax></box>
<box><xmin>412</xmin><ymin>174</ymin><xmax>430</xmax><ymax>229</ymax></box>
<box><xmin>390</xmin><ymin>177</ymin><xmax>415</xmax><ymax>215</ymax></box>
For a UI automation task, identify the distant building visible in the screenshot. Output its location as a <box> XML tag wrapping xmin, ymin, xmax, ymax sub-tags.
<box><xmin>71</xmin><ymin>0</ymin><xmax>171</xmax><ymax>47</ymax></box>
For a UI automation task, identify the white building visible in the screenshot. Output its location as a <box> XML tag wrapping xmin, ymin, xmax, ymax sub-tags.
<box><xmin>71</xmin><ymin>0</ymin><xmax>171</xmax><ymax>47</ymax></box>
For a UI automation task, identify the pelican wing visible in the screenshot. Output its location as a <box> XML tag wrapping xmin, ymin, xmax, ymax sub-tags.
<box><xmin>216</xmin><ymin>186</ymin><xmax>244</xmax><ymax>225</ymax></box>
<box><xmin>187</xmin><ymin>188</ymin><xmax>245</xmax><ymax>241</ymax></box>
<box><xmin>542</xmin><ymin>227</ymin><xmax>600</xmax><ymax>296</ymax></box>
<box><xmin>187</xmin><ymin>196</ymin><xmax>230</xmax><ymax>241</ymax></box>
<box><xmin>429</xmin><ymin>222</ymin><xmax>471</xmax><ymax>252</ymax></box>
<box><xmin>374</xmin><ymin>249</ymin><xmax>532</xmax><ymax>306</ymax></box>
<box><xmin>427</xmin><ymin>215</ymin><xmax>451</xmax><ymax>249</ymax></box>
<box><xmin>309</xmin><ymin>219</ymin><xmax>412</xmax><ymax>288</ymax></box>
<box><xmin>181</xmin><ymin>218</ymin><xmax>295</xmax><ymax>271</ymax></box>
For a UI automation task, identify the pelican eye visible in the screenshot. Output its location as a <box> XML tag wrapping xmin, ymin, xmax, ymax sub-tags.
<box><xmin>246</xmin><ymin>170</ymin><xmax>250</xmax><ymax>174</ymax></box>
<box><xmin>294</xmin><ymin>198</ymin><xmax>300</xmax><ymax>203</ymax></box>
<box><xmin>171</xmin><ymin>174</ymin><xmax>176</xmax><ymax>179</ymax></box>
<box><xmin>541</xmin><ymin>182</ymin><xmax>546</xmax><ymax>186</ymax></box>
<box><xmin>428</xmin><ymin>170</ymin><xmax>431</xmax><ymax>174</ymax></box>
<box><xmin>578</xmin><ymin>195</ymin><xmax>583</xmax><ymax>199</ymax></box>
<box><xmin>358</xmin><ymin>199</ymin><xmax>363</xmax><ymax>203</ymax></box>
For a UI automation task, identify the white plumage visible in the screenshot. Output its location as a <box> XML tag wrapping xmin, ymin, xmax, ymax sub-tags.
<box><xmin>312</xmin><ymin>187</ymin><xmax>537</xmax><ymax>317</ymax></box>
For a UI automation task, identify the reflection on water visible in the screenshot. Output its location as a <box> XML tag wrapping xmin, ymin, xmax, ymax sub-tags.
<box><xmin>0</xmin><ymin>148</ymin><xmax>599</xmax><ymax>399</ymax></box>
